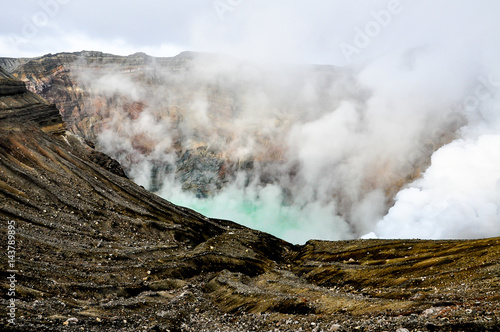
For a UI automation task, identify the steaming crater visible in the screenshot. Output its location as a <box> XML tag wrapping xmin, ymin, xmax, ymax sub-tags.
<box><xmin>2</xmin><ymin>50</ymin><xmax>499</xmax><ymax>243</ymax></box>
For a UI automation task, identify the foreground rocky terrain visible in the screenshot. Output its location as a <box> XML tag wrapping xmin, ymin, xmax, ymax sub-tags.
<box><xmin>1</xmin><ymin>61</ymin><xmax>499</xmax><ymax>331</ymax></box>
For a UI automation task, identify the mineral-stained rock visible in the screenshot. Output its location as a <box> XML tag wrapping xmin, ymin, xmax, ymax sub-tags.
<box><xmin>0</xmin><ymin>67</ymin><xmax>65</xmax><ymax>135</ymax></box>
<box><xmin>176</xmin><ymin>146</ymin><xmax>226</xmax><ymax>197</ymax></box>
<box><xmin>0</xmin><ymin>62</ymin><xmax>499</xmax><ymax>331</ymax></box>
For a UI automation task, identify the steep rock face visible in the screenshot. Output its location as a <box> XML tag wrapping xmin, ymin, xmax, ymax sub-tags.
<box><xmin>0</xmin><ymin>67</ymin><xmax>64</xmax><ymax>135</ymax></box>
<box><xmin>0</xmin><ymin>70</ymin><xmax>499</xmax><ymax>331</ymax></box>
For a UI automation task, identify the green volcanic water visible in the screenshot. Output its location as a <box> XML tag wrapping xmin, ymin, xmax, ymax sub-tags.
<box><xmin>161</xmin><ymin>183</ymin><xmax>350</xmax><ymax>244</ymax></box>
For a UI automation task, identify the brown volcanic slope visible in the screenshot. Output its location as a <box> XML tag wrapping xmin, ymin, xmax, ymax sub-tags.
<box><xmin>0</xmin><ymin>67</ymin><xmax>499</xmax><ymax>331</ymax></box>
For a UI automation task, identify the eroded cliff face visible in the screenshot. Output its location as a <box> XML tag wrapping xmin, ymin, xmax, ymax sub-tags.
<box><xmin>0</xmin><ymin>66</ymin><xmax>64</xmax><ymax>135</ymax></box>
<box><xmin>1</xmin><ymin>52</ymin><xmax>151</xmax><ymax>141</ymax></box>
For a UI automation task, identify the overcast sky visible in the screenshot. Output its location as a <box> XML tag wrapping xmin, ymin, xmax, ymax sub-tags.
<box><xmin>1</xmin><ymin>0</ymin><xmax>499</xmax><ymax>66</ymax></box>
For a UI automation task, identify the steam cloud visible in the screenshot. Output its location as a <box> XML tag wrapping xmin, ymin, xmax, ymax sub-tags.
<box><xmin>72</xmin><ymin>1</ymin><xmax>499</xmax><ymax>243</ymax></box>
